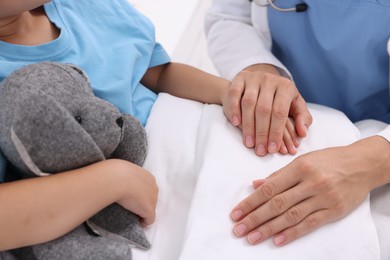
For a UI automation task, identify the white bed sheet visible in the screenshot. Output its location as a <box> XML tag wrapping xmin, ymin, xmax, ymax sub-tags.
<box><xmin>133</xmin><ymin>93</ymin><xmax>382</xmax><ymax>260</ymax></box>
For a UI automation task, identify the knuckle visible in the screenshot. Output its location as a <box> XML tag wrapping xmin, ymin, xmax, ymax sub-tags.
<box><xmin>255</xmin><ymin>103</ymin><xmax>272</xmax><ymax>115</ymax></box>
<box><xmin>281</xmin><ymin>79</ymin><xmax>296</xmax><ymax>91</ymax></box>
<box><xmin>270</xmin><ymin>196</ymin><xmax>286</xmax><ymax>213</ymax></box>
<box><xmin>242</xmin><ymin>95</ymin><xmax>257</xmax><ymax>108</ymax></box>
<box><xmin>246</xmin><ymin>213</ymin><xmax>261</xmax><ymax>228</ymax></box>
<box><xmin>240</xmin><ymin>199</ymin><xmax>256</xmax><ymax>213</ymax></box>
<box><xmin>286</xmin><ymin>207</ymin><xmax>301</xmax><ymax>224</ymax></box>
<box><xmin>263</xmin><ymin>223</ymin><xmax>274</xmax><ymax>236</ymax></box>
<box><xmin>269</xmin><ymin>129</ymin><xmax>284</xmax><ymax>140</ymax></box>
<box><xmin>229</xmin><ymin>86</ymin><xmax>242</xmax><ymax>98</ymax></box>
<box><xmin>281</xmin><ymin>76</ymin><xmax>292</xmax><ymax>84</ymax></box>
<box><xmin>256</xmin><ymin>135</ymin><xmax>268</xmax><ymax>144</ymax></box>
<box><xmin>241</xmin><ymin>119</ymin><xmax>255</xmax><ymax>131</ymax></box>
<box><xmin>229</xmin><ymin>101</ymin><xmax>240</xmax><ymax>112</ymax></box>
<box><xmin>261</xmin><ymin>72</ymin><xmax>275</xmax><ymax>84</ymax></box>
<box><xmin>326</xmin><ymin>191</ymin><xmax>347</xmax><ymax>214</ymax></box>
<box><xmin>313</xmin><ymin>175</ymin><xmax>333</xmax><ymax>191</ymax></box>
<box><xmin>260</xmin><ymin>182</ymin><xmax>276</xmax><ymax>199</ymax></box>
<box><xmin>334</xmin><ymin>202</ymin><xmax>348</xmax><ymax>215</ymax></box>
<box><xmin>255</xmin><ymin>129</ymin><xmax>268</xmax><ymax>140</ymax></box>
<box><xmin>304</xmin><ymin>215</ymin><xmax>320</xmax><ymax>231</ymax></box>
<box><xmin>297</xmin><ymin>158</ymin><xmax>317</xmax><ymax>174</ymax></box>
<box><xmin>272</xmin><ymin>106</ymin><xmax>289</xmax><ymax>120</ymax></box>
<box><xmin>238</xmin><ymin>70</ymin><xmax>251</xmax><ymax>77</ymax></box>
<box><xmin>286</xmin><ymin>226</ymin><xmax>299</xmax><ymax>241</ymax></box>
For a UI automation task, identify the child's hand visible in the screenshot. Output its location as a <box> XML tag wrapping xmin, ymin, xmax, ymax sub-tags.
<box><xmin>278</xmin><ymin>117</ymin><xmax>300</xmax><ymax>155</ymax></box>
<box><xmin>221</xmin><ymin>64</ymin><xmax>312</xmax><ymax>156</ymax></box>
<box><xmin>113</xmin><ymin>160</ymin><xmax>158</xmax><ymax>226</ymax></box>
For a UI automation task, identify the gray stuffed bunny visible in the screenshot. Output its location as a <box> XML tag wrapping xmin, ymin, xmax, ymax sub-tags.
<box><xmin>0</xmin><ymin>62</ymin><xmax>151</xmax><ymax>259</ymax></box>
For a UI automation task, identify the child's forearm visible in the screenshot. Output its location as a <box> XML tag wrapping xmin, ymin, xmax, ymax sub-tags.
<box><xmin>0</xmin><ymin>159</ymin><xmax>154</xmax><ymax>251</ymax></box>
<box><xmin>145</xmin><ymin>62</ymin><xmax>230</xmax><ymax>105</ymax></box>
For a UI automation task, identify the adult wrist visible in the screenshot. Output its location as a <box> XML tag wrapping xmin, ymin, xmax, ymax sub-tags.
<box><xmin>349</xmin><ymin>136</ymin><xmax>390</xmax><ymax>188</ymax></box>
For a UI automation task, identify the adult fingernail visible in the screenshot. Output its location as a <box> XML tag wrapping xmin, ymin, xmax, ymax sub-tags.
<box><xmin>256</xmin><ymin>144</ymin><xmax>266</xmax><ymax>155</ymax></box>
<box><xmin>274</xmin><ymin>234</ymin><xmax>286</xmax><ymax>246</ymax></box>
<box><xmin>246</xmin><ymin>136</ymin><xmax>254</xmax><ymax>147</ymax></box>
<box><xmin>248</xmin><ymin>231</ymin><xmax>262</xmax><ymax>244</ymax></box>
<box><xmin>231</xmin><ymin>210</ymin><xmax>243</xmax><ymax>221</ymax></box>
<box><xmin>268</xmin><ymin>142</ymin><xmax>277</xmax><ymax>153</ymax></box>
<box><xmin>233</xmin><ymin>224</ymin><xmax>247</xmax><ymax>237</ymax></box>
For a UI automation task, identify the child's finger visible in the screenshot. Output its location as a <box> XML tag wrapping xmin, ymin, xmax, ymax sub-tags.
<box><xmin>283</xmin><ymin>126</ymin><xmax>297</xmax><ymax>155</ymax></box>
<box><xmin>286</xmin><ymin>118</ymin><xmax>300</xmax><ymax>147</ymax></box>
<box><xmin>279</xmin><ymin>143</ymin><xmax>288</xmax><ymax>155</ymax></box>
<box><xmin>227</xmin><ymin>78</ymin><xmax>244</xmax><ymax>127</ymax></box>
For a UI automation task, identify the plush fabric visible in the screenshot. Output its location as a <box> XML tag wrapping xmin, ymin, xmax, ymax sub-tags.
<box><xmin>0</xmin><ymin>62</ymin><xmax>150</xmax><ymax>259</ymax></box>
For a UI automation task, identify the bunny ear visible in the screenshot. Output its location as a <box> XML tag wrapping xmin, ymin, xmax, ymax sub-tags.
<box><xmin>65</xmin><ymin>63</ymin><xmax>91</xmax><ymax>84</ymax></box>
<box><xmin>8</xmin><ymin>93</ymin><xmax>106</xmax><ymax>175</ymax></box>
<box><xmin>10</xmin><ymin>128</ymin><xmax>50</xmax><ymax>177</ymax></box>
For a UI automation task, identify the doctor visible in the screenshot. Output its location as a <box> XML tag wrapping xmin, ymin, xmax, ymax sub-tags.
<box><xmin>205</xmin><ymin>0</ymin><xmax>390</xmax><ymax>250</ymax></box>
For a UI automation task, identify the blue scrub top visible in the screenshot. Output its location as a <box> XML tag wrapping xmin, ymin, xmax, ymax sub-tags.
<box><xmin>268</xmin><ymin>0</ymin><xmax>390</xmax><ymax>123</ymax></box>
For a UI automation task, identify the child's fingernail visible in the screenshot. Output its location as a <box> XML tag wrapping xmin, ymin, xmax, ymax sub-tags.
<box><xmin>280</xmin><ymin>145</ymin><xmax>287</xmax><ymax>154</ymax></box>
<box><xmin>232</xmin><ymin>115</ymin><xmax>240</xmax><ymax>125</ymax></box>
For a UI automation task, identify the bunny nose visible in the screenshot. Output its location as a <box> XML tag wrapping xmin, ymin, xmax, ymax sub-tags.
<box><xmin>116</xmin><ymin>117</ymin><xmax>124</xmax><ymax>128</ymax></box>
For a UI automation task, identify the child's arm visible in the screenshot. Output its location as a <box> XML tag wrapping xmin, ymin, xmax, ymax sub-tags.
<box><xmin>141</xmin><ymin>62</ymin><xmax>308</xmax><ymax>155</ymax></box>
<box><xmin>141</xmin><ymin>62</ymin><xmax>229</xmax><ymax>106</ymax></box>
<box><xmin>0</xmin><ymin>159</ymin><xmax>157</xmax><ymax>251</ymax></box>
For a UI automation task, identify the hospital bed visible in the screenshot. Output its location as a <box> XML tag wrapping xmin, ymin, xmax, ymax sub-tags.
<box><xmin>130</xmin><ymin>1</ymin><xmax>390</xmax><ymax>259</ymax></box>
<box><xmin>2</xmin><ymin>1</ymin><xmax>388</xmax><ymax>259</ymax></box>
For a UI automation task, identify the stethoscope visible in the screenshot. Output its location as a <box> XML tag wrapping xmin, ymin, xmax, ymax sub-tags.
<box><xmin>249</xmin><ymin>0</ymin><xmax>308</xmax><ymax>13</ymax></box>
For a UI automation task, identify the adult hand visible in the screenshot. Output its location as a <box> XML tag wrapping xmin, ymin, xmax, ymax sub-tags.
<box><xmin>222</xmin><ymin>64</ymin><xmax>312</xmax><ymax>156</ymax></box>
<box><xmin>230</xmin><ymin>136</ymin><xmax>390</xmax><ymax>246</ymax></box>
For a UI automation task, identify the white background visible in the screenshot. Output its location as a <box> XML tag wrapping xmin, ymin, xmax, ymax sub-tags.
<box><xmin>128</xmin><ymin>0</ymin><xmax>218</xmax><ymax>75</ymax></box>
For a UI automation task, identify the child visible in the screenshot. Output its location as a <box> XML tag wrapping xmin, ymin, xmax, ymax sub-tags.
<box><xmin>0</xmin><ymin>0</ymin><xmax>309</xmax><ymax>252</ymax></box>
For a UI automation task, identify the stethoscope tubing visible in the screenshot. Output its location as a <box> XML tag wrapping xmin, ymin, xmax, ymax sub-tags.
<box><xmin>251</xmin><ymin>0</ymin><xmax>296</xmax><ymax>12</ymax></box>
<box><xmin>249</xmin><ymin>0</ymin><xmax>308</xmax><ymax>13</ymax></box>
